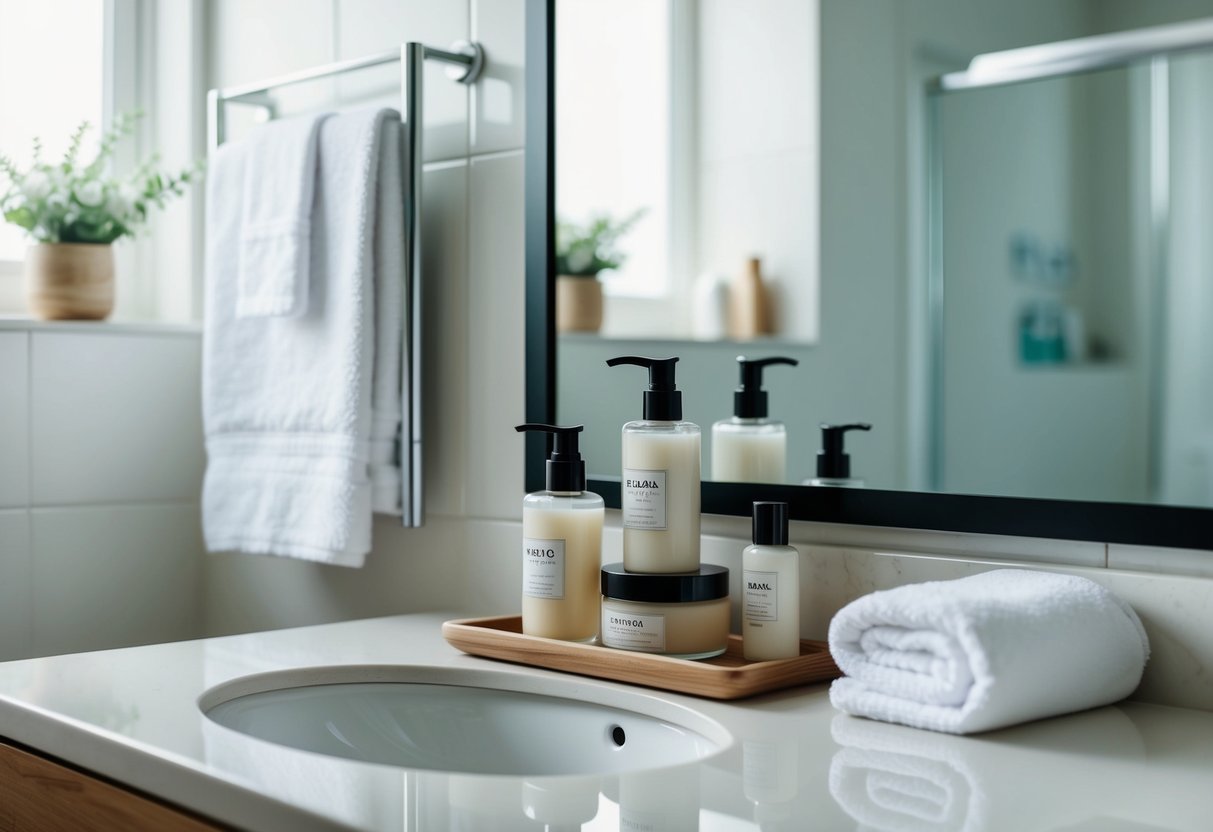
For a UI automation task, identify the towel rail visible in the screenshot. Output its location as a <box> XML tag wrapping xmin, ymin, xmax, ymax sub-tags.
<box><xmin>207</xmin><ymin>40</ymin><xmax>486</xmax><ymax>529</ymax></box>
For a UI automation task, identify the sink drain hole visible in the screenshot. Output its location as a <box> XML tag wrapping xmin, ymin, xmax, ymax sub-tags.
<box><xmin>610</xmin><ymin>725</ymin><xmax>626</xmax><ymax>747</ymax></box>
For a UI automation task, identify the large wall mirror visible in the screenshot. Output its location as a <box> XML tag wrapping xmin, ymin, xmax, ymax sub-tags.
<box><xmin>525</xmin><ymin>0</ymin><xmax>1213</xmax><ymax>549</ymax></box>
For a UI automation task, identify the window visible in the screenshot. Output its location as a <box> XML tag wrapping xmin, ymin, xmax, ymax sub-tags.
<box><xmin>0</xmin><ymin>1</ymin><xmax>106</xmax><ymax>265</ymax></box>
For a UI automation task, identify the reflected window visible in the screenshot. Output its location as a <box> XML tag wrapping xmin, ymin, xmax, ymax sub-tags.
<box><xmin>556</xmin><ymin>0</ymin><xmax>672</xmax><ymax>299</ymax></box>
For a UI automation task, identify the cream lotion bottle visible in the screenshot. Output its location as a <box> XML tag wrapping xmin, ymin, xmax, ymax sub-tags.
<box><xmin>743</xmin><ymin>501</ymin><xmax>800</xmax><ymax>661</ymax></box>
<box><xmin>514</xmin><ymin>423</ymin><xmax>603</xmax><ymax>642</ymax></box>
<box><xmin>606</xmin><ymin>356</ymin><xmax>701</xmax><ymax>573</ymax></box>
<box><xmin>711</xmin><ymin>356</ymin><xmax>799</xmax><ymax>483</ymax></box>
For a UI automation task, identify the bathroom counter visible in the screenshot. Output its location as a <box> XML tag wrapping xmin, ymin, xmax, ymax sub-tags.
<box><xmin>0</xmin><ymin>612</ymin><xmax>1210</xmax><ymax>830</ymax></box>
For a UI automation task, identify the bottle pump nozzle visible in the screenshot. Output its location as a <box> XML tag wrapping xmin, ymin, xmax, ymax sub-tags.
<box><xmin>817</xmin><ymin>423</ymin><xmax>871</xmax><ymax>479</ymax></box>
<box><xmin>734</xmin><ymin>356</ymin><xmax>799</xmax><ymax>418</ymax></box>
<box><xmin>605</xmin><ymin>356</ymin><xmax>682</xmax><ymax>420</ymax></box>
<box><xmin>515</xmin><ymin>423</ymin><xmax>586</xmax><ymax>492</ymax></box>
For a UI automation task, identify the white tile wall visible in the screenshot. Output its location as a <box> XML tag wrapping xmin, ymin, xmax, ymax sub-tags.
<box><xmin>466</xmin><ymin>151</ymin><xmax>526</xmax><ymax>520</ymax></box>
<box><xmin>0</xmin><ymin>324</ymin><xmax>207</xmax><ymax>660</ymax></box>
<box><xmin>30</xmin><ymin>332</ymin><xmax>204</xmax><ymax>505</ymax></box>
<box><xmin>0</xmin><ymin>511</ymin><xmax>31</xmax><ymax>660</ymax></box>
<box><xmin>204</xmin><ymin>515</ymin><xmax>473</xmax><ymax>636</ymax></box>
<box><xmin>0</xmin><ymin>332</ymin><xmax>29</xmax><ymax>508</ymax></box>
<box><xmin>470</xmin><ymin>0</ymin><xmax>526</xmax><ymax>154</ymax></box>
<box><xmin>208</xmin><ymin>0</ymin><xmax>335</xmax><ymax>87</ymax></box>
<box><xmin>421</xmin><ymin>162</ymin><xmax>471</xmax><ymax>517</ymax></box>
<box><xmin>1108</xmin><ymin>543</ymin><xmax>1213</xmax><ymax>578</ymax></box>
<box><xmin>336</xmin><ymin>0</ymin><xmax>470</xmax><ymax>162</ymax></box>
<box><xmin>30</xmin><ymin>504</ymin><xmax>203</xmax><ymax>657</ymax></box>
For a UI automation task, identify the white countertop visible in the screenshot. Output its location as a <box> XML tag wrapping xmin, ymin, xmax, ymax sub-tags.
<box><xmin>0</xmin><ymin>613</ymin><xmax>1210</xmax><ymax>831</ymax></box>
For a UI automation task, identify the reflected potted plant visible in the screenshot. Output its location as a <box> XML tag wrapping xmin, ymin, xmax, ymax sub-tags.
<box><xmin>0</xmin><ymin>113</ymin><xmax>198</xmax><ymax>320</ymax></box>
<box><xmin>555</xmin><ymin>210</ymin><xmax>644</xmax><ymax>333</ymax></box>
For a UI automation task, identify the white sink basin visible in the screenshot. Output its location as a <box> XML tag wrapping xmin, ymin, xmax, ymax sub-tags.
<box><xmin>200</xmin><ymin>666</ymin><xmax>730</xmax><ymax>777</ymax></box>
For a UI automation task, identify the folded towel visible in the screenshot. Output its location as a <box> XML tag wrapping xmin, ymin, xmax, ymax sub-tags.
<box><xmin>202</xmin><ymin>108</ymin><xmax>406</xmax><ymax>566</ymax></box>
<box><xmin>237</xmin><ymin>113</ymin><xmax>329</xmax><ymax>318</ymax></box>
<box><xmin>827</xmin><ymin>569</ymin><xmax>1149</xmax><ymax>734</ymax></box>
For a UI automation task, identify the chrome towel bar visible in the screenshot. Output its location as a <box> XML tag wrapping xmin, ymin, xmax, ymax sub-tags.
<box><xmin>206</xmin><ymin>40</ymin><xmax>487</xmax><ymax>529</ymax></box>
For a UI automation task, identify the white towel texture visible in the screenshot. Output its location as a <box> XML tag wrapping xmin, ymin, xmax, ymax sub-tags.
<box><xmin>236</xmin><ymin>113</ymin><xmax>328</xmax><ymax>318</ymax></box>
<box><xmin>203</xmin><ymin>108</ymin><xmax>405</xmax><ymax>567</ymax></box>
<box><xmin>828</xmin><ymin>569</ymin><xmax>1149</xmax><ymax>734</ymax></box>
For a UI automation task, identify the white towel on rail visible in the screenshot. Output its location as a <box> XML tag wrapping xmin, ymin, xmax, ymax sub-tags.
<box><xmin>828</xmin><ymin>569</ymin><xmax>1149</xmax><ymax>734</ymax></box>
<box><xmin>202</xmin><ymin>108</ymin><xmax>405</xmax><ymax>566</ymax></box>
<box><xmin>237</xmin><ymin>113</ymin><xmax>328</xmax><ymax>318</ymax></box>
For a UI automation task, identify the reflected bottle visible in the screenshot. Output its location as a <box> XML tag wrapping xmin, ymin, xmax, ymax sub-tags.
<box><xmin>804</xmin><ymin>423</ymin><xmax>871</xmax><ymax>487</ymax></box>
<box><xmin>712</xmin><ymin>356</ymin><xmax>798</xmax><ymax>483</ymax></box>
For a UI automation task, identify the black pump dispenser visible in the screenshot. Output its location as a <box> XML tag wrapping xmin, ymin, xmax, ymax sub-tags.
<box><xmin>515</xmin><ymin>423</ymin><xmax>586</xmax><ymax>492</ymax></box>
<box><xmin>817</xmin><ymin>423</ymin><xmax>872</xmax><ymax>479</ymax></box>
<box><xmin>752</xmin><ymin>501</ymin><xmax>789</xmax><ymax>546</ymax></box>
<box><xmin>606</xmin><ymin>356</ymin><xmax>683</xmax><ymax>421</ymax></box>
<box><xmin>734</xmin><ymin>356</ymin><xmax>799</xmax><ymax>418</ymax></box>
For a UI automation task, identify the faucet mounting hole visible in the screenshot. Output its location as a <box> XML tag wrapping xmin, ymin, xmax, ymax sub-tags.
<box><xmin>610</xmin><ymin>725</ymin><xmax>626</xmax><ymax>747</ymax></box>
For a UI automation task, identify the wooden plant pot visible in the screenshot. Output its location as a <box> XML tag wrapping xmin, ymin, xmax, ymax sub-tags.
<box><xmin>555</xmin><ymin>275</ymin><xmax>603</xmax><ymax>333</ymax></box>
<box><xmin>25</xmin><ymin>243</ymin><xmax>115</xmax><ymax>321</ymax></box>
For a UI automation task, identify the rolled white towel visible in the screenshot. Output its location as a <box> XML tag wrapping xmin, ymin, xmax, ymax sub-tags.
<box><xmin>828</xmin><ymin>569</ymin><xmax>1149</xmax><ymax>734</ymax></box>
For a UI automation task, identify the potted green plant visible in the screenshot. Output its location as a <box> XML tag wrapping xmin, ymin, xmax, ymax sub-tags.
<box><xmin>554</xmin><ymin>210</ymin><xmax>644</xmax><ymax>333</ymax></box>
<box><xmin>0</xmin><ymin>113</ymin><xmax>198</xmax><ymax>320</ymax></box>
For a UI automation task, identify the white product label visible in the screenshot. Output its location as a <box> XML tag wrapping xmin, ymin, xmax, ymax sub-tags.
<box><xmin>744</xmin><ymin>569</ymin><xmax>779</xmax><ymax>622</ymax></box>
<box><xmin>622</xmin><ymin>468</ymin><xmax>667</xmax><ymax>530</ymax></box>
<box><xmin>523</xmin><ymin>538</ymin><xmax>565</xmax><ymax>599</ymax></box>
<box><xmin>602</xmin><ymin>610</ymin><xmax>666</xmax><ymax>652</ymax></box>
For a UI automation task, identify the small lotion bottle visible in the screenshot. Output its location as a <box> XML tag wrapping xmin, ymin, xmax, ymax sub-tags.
<box><xmin>743</xmin><ymin>501</ymin><xmax>800</xmax><ymax>661</ymax></box>
<box><xmin>515</xmin><ymin>423</ymin><xmax>603</xmax><ymax>642</ymax></box>
<box><xmin>606</xmin><ymin>356</ymin><xmax>701</xmax><ymax>573</ymax></box>
<box><xmin>804</xmin><ymin>423</ymin><xmax>872</xmax><ymax>487</ymax></box>
<box><xmin>712</xmin><ymin>356</ymin><xmax>799</xmax><ymax>483</ymax></box>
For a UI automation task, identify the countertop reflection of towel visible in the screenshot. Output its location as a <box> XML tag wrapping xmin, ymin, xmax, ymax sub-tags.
<box><xmin>829</xmin><ymin>707</ymin><xmax>1149</xmax><ymax>832</ymax></box>
<box><xmin>830</xmin><ymin>716</ymin><xmax>985</xmax><ymax>832</ymax></box>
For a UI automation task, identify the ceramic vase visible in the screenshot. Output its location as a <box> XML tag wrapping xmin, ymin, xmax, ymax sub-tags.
<box><xmin>556</xmin><ymin>275</ymin><xmax>603</xmax><ymax>333</ymax></box>
<box><xmin>25</xmin><ymin>243</ymin><xmax>115</xmax><ymax>321</ymax></box>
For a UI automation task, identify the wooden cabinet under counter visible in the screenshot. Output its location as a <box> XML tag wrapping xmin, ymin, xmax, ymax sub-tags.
<box><xmin>0</xmin><ymin>740</ymin><xmax>225</xmax><ymax>832</ymax></box>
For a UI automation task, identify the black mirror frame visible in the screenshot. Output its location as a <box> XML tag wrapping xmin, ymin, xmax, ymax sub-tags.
<box><xmin>523</xmin><ymin>0</ymin><xmax>1213</xmax><ymax>551</ymax></box>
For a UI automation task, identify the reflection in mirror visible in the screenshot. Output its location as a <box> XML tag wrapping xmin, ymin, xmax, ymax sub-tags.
<box><xmin>556</xmin><ymin>0</ymin><xmax>818</xmax><ymax>341</ymax></box>
<box><xmin>554</xmin><ymin>0</ymin><xmax>1213</xmax><ymax>513</ymax></box>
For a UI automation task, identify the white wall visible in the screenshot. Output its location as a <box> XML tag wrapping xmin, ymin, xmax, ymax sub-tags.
<box><xmin>0</xmin><ymin>323</ymin><xmax>205</xmax><ymax>661</ymax></box>
<box><xmin>694</xmin><ymin>0</ymin><xmax>819</xmax><ymax>342</ymax></box>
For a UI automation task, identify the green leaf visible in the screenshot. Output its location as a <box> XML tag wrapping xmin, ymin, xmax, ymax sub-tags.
<box><xmin>4</xmin><ymin>206</ymin><xmax>36</xmax><ymax>231</ymax></box>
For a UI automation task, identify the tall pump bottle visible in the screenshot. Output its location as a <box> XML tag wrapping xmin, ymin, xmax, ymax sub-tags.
<box><xmin>711</xmin><ymin>356</ymin><xmax>799</xmax><ymax>483</ymax></box>
<box><xmin>605</xmin><ymin>356</ymin><xmax>701</xmax><ymax>573</ymax></box>
<box><xmin>514</xmin><ymin>423</ymin><xmax>603</xmax><ymax>642</ymax></box>
<box><xmin>805</xmin><ymin>423</ymin><xmax>872</xmax><ymax>487</ymax></box>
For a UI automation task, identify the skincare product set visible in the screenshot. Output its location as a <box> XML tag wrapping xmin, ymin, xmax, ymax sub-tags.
<box><xmin>514</xmin><ymin>354</ymin><xmax>810</xmax><ymax>665</ymax></box>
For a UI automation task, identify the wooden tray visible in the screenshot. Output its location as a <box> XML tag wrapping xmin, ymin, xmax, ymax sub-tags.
<box><xmin>442</xmin><ymin>615</ymin><xmax>840</xmax><ymax>700</ymax></box>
